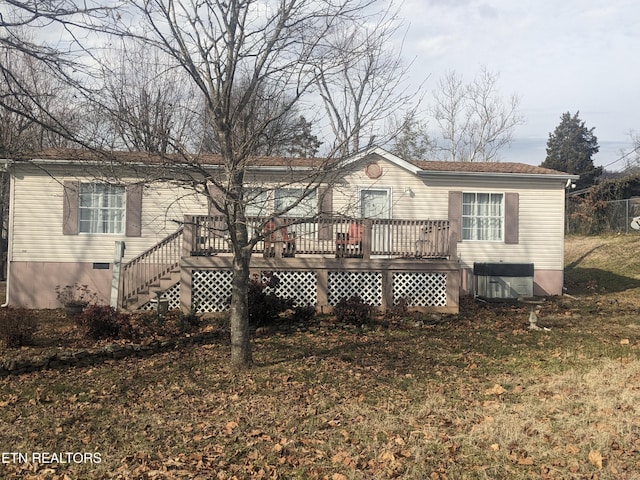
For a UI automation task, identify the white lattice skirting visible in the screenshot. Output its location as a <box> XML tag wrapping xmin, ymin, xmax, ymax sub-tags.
<box><xmin>263</xmin><ymin>271</ymin><xmax>317</xmax><ymax>306</ymax></box>
<box><xmin>192</xmin><ymin>270</ymin><xmax>233</xmax><ymax>312</ymax></box>
<box><xmin>188</xmin><ymin>269</ymin><xmax>449</xmax><ymax>312</ymax></box>
<box><xmin>393</xmin><ymin>272</ymin><xmax>447</xmax><ymax>307</ymax></box>
<box><xmin>327</xmin><ymin>271</ymin><xmax>383</xmax><ymax>306</ymax></box>
<box><xmin>140</xmin><ymin>282</ymin><xmax>181</xmax><ymax>311</ymax></box>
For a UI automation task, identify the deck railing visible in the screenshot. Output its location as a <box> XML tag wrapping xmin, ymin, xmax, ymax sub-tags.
<box><xmin>120</xmin><ymin>227</ymin><xmax>183</xmax><ymax>307</ymax></box>
<box><xmin>184</xmin><ymin>216</ymin><xmax>453</xmax><ymax>259</ymax></box>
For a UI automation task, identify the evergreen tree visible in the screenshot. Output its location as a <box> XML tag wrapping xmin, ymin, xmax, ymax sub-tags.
<box><xmin>389</xmin><ymin>112</ymin><xmax>433</xmax><ymax>160</ymax></box>
<box><xmin>542</xmin><ymin>111</ymin><xmax>601</xmax><ymax>188</ymax></box>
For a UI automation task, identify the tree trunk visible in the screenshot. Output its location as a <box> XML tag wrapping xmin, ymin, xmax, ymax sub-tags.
<box><xmin>229</xmin><ymin>236</ymin><xmax>253</xmax><ymax>369</ymax></box>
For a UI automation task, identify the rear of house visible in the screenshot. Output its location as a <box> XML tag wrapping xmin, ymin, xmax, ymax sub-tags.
<box><xmin>0</xmin><ymin>147</ymin><xmax>575</xmax><ymax>312</ymax></box>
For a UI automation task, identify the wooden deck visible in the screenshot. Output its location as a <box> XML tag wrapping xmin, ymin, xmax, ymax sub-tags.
<box><xmin>186</xmin><ymin>215</ymin><xmax>457</xmax><ymax>260</ymax></box>
<box><xmin>120</xmin><ymin>216</ymin><xmax>461</xmax><ymax>313</ymax></box>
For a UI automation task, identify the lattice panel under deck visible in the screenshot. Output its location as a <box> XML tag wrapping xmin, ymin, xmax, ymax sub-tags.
<box><xmin>328</xmin><ymin>271</ymin><xmax>382</xmax><ymax>306</ymax></box>
<box><xmin>192</xmin><ymin>270</ymin><xmax>233</xmax><ymax>312</ymax></box>
<box><xmin>392</xmin><ymin>272</ymin><xmax>447</xmax><ymax>307</ymax></box>
<box><xmin>262</xmin><ymin>271</ymin><xmax>317</xmax><ymax>306</ymax></box>
<box><xmin>140</xmin><ymin>282</ymin><xmax>181</xmax><ymax>311</ymax></box>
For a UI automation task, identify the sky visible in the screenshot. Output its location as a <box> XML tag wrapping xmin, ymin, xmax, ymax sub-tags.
<box><xmin>397</xmin><ymin>0</ymin><xmax>639</xmax><ymax>170</ymax></box>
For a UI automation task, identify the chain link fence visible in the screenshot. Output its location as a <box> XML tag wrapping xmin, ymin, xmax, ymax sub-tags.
<box><xmin>566</xmin><ymin>197</ymin><xmax>640</xmax><ymax>234</ymax></box>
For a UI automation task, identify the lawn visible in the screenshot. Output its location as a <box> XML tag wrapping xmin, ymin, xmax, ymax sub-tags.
<box><xmin>1</xmin><ymin>235</ymin><xmax>640</xmax><ymax>479</ymax></box>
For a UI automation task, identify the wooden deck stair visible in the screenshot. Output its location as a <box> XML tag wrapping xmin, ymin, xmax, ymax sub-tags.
<box><xmin>120</xmin><ymin>228</ymin><xmax>183</xmax><ymax>311</ymax></box>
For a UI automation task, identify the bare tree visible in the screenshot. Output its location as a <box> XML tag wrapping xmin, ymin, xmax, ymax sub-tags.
<box><xmin>315</xmin><ymin>5</ymin><xmax>419</xmax><ymax>155</ymax></box>
<box><xmin>93</xmin><ymin>40</ymin><xmax>202</xmax><ymax>153</ymax></box>
<box><xmin>200</xmin><ymin>81</ymin><xmax>321</xmax><ymax>157</ymax></box>
<box><xmin>0</xmin><ymin>35</ymin><xmax>78</xmax><ymax>154</ymax></box>
<box><xmin>431</xmin><ymin>68</ymin><xmax>523</xmax><ymax>162</ymax></box>
<box><xmin>1</xmin><ymin>0</ymin><xmax>415</xmax><ymax>369</ymax></box>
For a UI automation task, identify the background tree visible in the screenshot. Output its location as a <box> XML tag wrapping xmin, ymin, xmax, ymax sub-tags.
<box><xmin>200</xmin><ymin>83</ymin><xmax>321</xmax><ymax>157</ymax></box>
<box><xmin>542</xmin><ymin>111</ymin><xmax>601</xmax><ymax>189</ymax></box>
<box><xmin>387</xmin><ymin>111</ymin><xmax>432</xmax><ymax>160</ymax></box>
<box><xmin>0</xmin><ymin>37</ymin><xmax>78</xmax><ymax>279</ymax></box>
<box><xmin>1</xmin><ymin>0</ymin><xmax>414</xmax><ymax>369</ymax></box>
<box><xmin>93</xmin><ymin>40</ymin><xmax>201</xmax><ymax>153</ymax></box>
<box><xmin>430</xmin><ymin>68</ymin><xmax>523</xmax><ymax>162</ymax></box>
<box><xmin>315</xmin><ymin>7</ymin><xmax>418</xmax><ymax>156</ymax></box>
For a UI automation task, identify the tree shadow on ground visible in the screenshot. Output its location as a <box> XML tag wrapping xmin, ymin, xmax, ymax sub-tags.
<box><xmin>564</xmin><ymin>267</ymin><xmax>640</xmax><ymax>294</ymax></box>
<box><xmin>564</xmin><ymin>244</ymin><xmax>640</xmax><ymax>294</ymax></box>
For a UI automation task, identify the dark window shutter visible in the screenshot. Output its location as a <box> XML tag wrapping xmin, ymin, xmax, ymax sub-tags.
<box><xmin>125</xmin><ymin>184</ymin><xmax>143</xmax><ymax>237</ymax></box>
<box><xmin>318</xmin><ymin>186</ymin><xmax>333</xmax><ymax>241</ymax></box>
<box><xmin>448</xmin><ymin>191</ymin><xmax>462</xmax><ymax>242</ymax></box>
<box><xmin>63</xmin><ymin>181</ymin><xmax>79</xmax><ymax>235</ymax></box>
<box><xmin>504</xmin><ymin>192</ymin><xmax>519</xmax><ymax>244</ymax></box>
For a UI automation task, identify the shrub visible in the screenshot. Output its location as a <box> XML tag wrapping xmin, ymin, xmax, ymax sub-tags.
<box><xmin>333</xmin><ymin>296</ymin><xmax>374</xmax><ymax>325</ymax></box>
<box><xmin>0</xmin><ymin>308</ymin><xmax>37</xmax><ymax>348</ymax></box>
<box><xmin>128</xmin><ymin>309</ymin><xmax>202</xmax><ymax>339</ymax></box>
<box><xmin>248</xmin><ymin>273</ymin><xmax>295</xmax><ymax>326</ymax></box>
<box><xmin>384</xmin><ymin>296</ymin><xmax>409</xmax><ymax>320</ymax></box>
<box><xmin>159</xmin><ymin>309</ymin><xmax>201</xmax><ymax>336</ymax></box>
<box><xmin>76</xmin><ymin>305</ymin><xmax>132</xmax><ymax>340</ymax></box>
<box><xmin>291</xmin><ymin>304</ymin><xmax>316</xmax><ymax>323</ymax></box>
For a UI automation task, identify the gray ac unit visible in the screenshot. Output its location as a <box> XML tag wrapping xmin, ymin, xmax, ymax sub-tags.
<box><xmin>473</xmin><ymin>263</ymin><xmax>534</xmax><ymax>300</ymax></box>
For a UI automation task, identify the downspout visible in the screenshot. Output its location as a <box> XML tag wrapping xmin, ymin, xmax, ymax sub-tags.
<box><xmin>2</xmin><ymin>165</ymin><xmax>14</xmax><ymax>307</ymax></box>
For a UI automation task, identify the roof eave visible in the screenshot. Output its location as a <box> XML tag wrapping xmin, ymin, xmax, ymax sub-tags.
<box><xmin>4</xmin><ymin>157</ymin><xmax>320</xmax><ymax>172</ymax></box>
<box><xmin>417</xmin><ymin>170</ymin><xmax>580</xmax><ymax>180</ymax></box>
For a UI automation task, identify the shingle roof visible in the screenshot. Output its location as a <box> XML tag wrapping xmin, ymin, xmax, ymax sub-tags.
<box><xmin>409</xmin><ymin>160</ymin><xmax>568</xmax><ymax>176</ymax></box>
<box><xmin>13</xmin><ymin>148</ymin><xmax>570</xmax><ymax>176</ymax></box>
<box><xmin>24</xmin><ymin>148</ymin><xmax>327</xmax><ymax>168</ymax></box>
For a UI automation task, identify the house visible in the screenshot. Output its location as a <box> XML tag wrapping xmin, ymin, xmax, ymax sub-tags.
<box><xmin>0</xmin><ymin>147</ymin><xmax>577</xmax><ymax>314</ymax></box>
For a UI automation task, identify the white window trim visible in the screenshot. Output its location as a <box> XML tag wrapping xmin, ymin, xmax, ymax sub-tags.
<box><xmin>462</xmin><ymin>191</ymin><xmax>504</xmax><ymax>242</ymax></box>
<box><xmin>358</xmin><ymin>187</ymin><xmax>392</xmax><ymax>219</ymax></box>
<box><xmin>78</xmin><ymin>183</ymin><xmax>126</xmax><ymax>235</ymax></box>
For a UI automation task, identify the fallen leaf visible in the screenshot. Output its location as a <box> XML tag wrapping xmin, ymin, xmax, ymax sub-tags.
<box><xmin>518</xmin><ymin>455</ymin><xmax>534</xmax><ymax>465</ymax></box>
<box><xmin>565</xmin><ymin>444</ymin><xmax>580</xmax><ymax>455</ymax></box>
<box><xmin>589</xmin><ymin>450</ymin><xmax>603</xmax><ymax>469</ymax></box>
<box><xmin>490</xmin><ymin>443</ymin><xmax>500</xmax><ymax>451</ymax></box>
<box><xmin>484</xmin><ymin>384</ymin><xmax>506</xmax><ymax>395</ymax></box>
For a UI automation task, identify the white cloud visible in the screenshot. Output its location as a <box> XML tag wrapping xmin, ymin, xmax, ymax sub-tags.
<box><xmin>397</xmin><ymin>0</ymin><xmax>640</xmax><ymax>165</ymax></box>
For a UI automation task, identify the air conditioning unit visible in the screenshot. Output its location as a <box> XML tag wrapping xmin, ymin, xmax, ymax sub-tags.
<box><xmin>473</xmin><ymin>263</ymin><xmax>534</xmax><ymax>301</ymax></box>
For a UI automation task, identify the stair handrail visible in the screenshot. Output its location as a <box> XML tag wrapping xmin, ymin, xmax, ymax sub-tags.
<box><xmin>120</xmin><ymin>227</ymin><xmax>184</xmax><ymax>308</ymax></box>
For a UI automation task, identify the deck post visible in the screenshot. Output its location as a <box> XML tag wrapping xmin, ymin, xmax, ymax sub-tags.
<box><xmin>362</xmin><ymin>220</ymin><xmax>372</xmax><ymax>259</ymax></box>
<box><xmin>183</xmin><ymin>215</ymin><xmax>194</xmax><ymax>257</ymax></box>
<box><xmin>448</xmin><ymin>219</ymin><xmax>459</xmax><ymax>260</ymax></box>
<box><xmin>180</xmin><ymin>266</ymin><xmax>193</xmax><ymax>313</ymax></box>
<box><xmin>381</xmin><ymin>270</ymin><xmax>393</xmax><ymax>310</ymax></box>
<box><xmin>446</xmin><ymin>267</ymin><xmax>461</xmax><ymax>312</ymax></box>
<box><xmin>316</xmin><ymin>269</ymin><xmax>328</xmax><ymax>311</ymax></box>
<box><xmin>274</xmin><ymin>217</ymin><xmax>284</xmax><ymax>258</ymax></box>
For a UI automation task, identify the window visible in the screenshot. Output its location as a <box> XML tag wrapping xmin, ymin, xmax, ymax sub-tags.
<box><xmin>274</xmin><ymin>188</ymin><xmax>316</xmax><ymax>218</ymax></box>
<box><xmin>462</xmin><ymin>192</ymin><xmax>503</xmax><ymax>241</ymax></box>
<box><xmin>245</xmin><ymin>189</ymin><xmax>270</xmax><ymax>217</ymax></box>
<box><xmin>78</xmin><ymin>183</ymin><xmax>126</xmax><ymax>234</ymax></box>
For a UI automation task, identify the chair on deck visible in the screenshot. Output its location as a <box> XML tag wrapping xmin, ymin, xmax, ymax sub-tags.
<box><xmin>264</xmin><ymin>220</ymin><xmax>296</xmax><ymax>257</ymax></box>
<box><xmin>336</xmin><ymin>222</ymin><xmax>363</xmax><ymax>258</ymax></box>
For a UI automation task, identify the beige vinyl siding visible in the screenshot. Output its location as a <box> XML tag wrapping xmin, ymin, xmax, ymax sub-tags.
<box><xmin>334</xmin><ymin>159</ymin><xmax>566</xmax><ymax>271</ymax></box>
<box><xmin>431</xmin><ymin>177</ymin><xmax>566</xmax><ymax>271</ymax></box>
<box><xmin>9</xmin><ymin>166</ymin><xmax>207</xmax><ymax>263</ymax></box>
<box><xmin>334</xmin><ymin>157</ymin><xmax>429</xmax><ymax>218</ymax></box>
<box><xmin>9</xmin><ymin>158</ymin><xmax>567</xmax><ymax>273</ymax></box>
